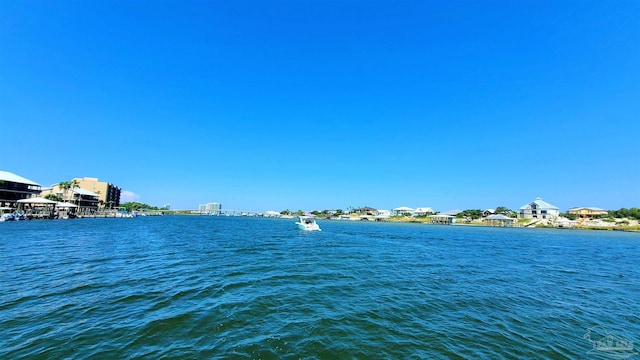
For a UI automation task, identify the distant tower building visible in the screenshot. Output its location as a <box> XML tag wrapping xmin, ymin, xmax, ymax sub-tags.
<box><xmin>206</xmin><ymin>202</ymin><xmax>222</xmax><ymax>215</ymax></box>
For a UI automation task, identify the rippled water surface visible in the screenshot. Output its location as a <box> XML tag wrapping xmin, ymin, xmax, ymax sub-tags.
<box><xmin>2</xmin><ymin>216</ymin><xmax>639</xmax><ymax>359</ymax></box>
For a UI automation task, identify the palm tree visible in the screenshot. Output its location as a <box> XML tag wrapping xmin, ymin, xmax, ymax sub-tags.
<box><xmin>58</xmin><ymin>181</ymin><xmax>71</xmax><ymax>202</ymax></box>
<box><xmin>70</xmin><ymin>179</ymin><xmax>80</xmax><ymax>207</ymax></box>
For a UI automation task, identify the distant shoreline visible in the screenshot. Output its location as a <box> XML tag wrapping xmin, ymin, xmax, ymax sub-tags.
<box><xmin>309</xmin><ymin>216</ymin><xmax>640</xmax><ymax>232</ymax></box>
<box><xmin>161</xmin><ymin>212</ymin><xmax>640</xmax><ymax>232</ymax></box>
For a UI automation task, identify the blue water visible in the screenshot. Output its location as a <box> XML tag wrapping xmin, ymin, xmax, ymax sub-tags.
<box><xmin>1</xmin><ymin>216</ymin><xmax>639</xmax><ymax>359</ymax></box>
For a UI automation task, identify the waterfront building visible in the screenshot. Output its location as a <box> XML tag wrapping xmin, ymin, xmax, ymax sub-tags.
<box><xmin>392</xmin><ymin>206</ymin><xmax>414</xmax><ymax>216</ymax></box>
<box><xmin>483</xmin><ymin>209</ymin><xmax>496</xmax><ymax>217</ymax></box>
<box><xmin>518</xmin><ymin>197</ymin><xmax>559</xmax><ymax>219</ymax></box>
<box><xmin>72</xmin><ymin>188</ymin><xmax>99</xmax><ymax>210</ymax></box>
<box><xmin>375</xmin><ymin>209</ymin><xmax>392</xmax><ymax>219</ymax></box>
<box><xmin>414</xmin><ymin>207</ymin><xmax>435</xmax><ymax>216</ymax></box>
<box><xmin>200</xmin><ymin>202</ymin><xmax>222</xmax><ymax>215</ymax></box>
<box><xmin>72</xmin><ymin>177</ymin><xmax>121</xmax><ymax>208</ymax></box>
<box><xmin>567</xmin><ymin>207</ymin><xmax>608</xmax><ymax>218</ymax></box>
<box><xmin>40</xmin><ymin>185</ymin><xmax>100</xmax><ymax>214</ymax></box>
<box><xmin>353</xmin><ymin>207</ymin><xmax>377</xmax><ymax>215</ymax></box>
<box><xmin>0</xmin><ymin>170</ymin><xmax>42</xmax><ymax>207</ymax></box>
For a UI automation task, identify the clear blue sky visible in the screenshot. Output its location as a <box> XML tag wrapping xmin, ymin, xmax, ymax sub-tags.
<box><xmin>1</xmin><ymin>0</ymin><xmax>638</xmax><ymax>212</ymax></box>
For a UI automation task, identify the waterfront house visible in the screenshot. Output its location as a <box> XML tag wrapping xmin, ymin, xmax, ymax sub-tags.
<box><xmin>518</xmin><ymin>197</ymin><xmax>559</xmax><ymax>219</ymax></box>
<box><xmin>414</xmin><ymin>207</ymin><xmax>435</xmax><ymax>216</ymax></box>
<box><xmin>567</xmin><ymin>207</ymin><xmax>608</xmax><ymax>218</ymax></box>
<box><xmin>483</xmin><ymin>209</ymin><xmax>496</xmax><ymax>217</ymax></box>
<box><xmin>375</xmin><ymin>209</ymin><xmax>392</xmax><ymax>221</ymax></box>
<box><xmin>392</xmin><ymin>206</ymin><xmax>414</xmax><ymax>216</ymax></box>
<box><xmin>0</xmin><ymin>170</ymin><xmax>42</xmax><ymax>208</ymax></box>
<box><xmin>353</xmin><ymin>206</ymin><xmax>377</xmax><ymax>215</ymax></box>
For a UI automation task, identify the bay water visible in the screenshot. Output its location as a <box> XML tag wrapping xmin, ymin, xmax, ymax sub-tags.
<box><xmin>2</xmin><ymin>216</ymin><xmax>639</xmax><ymax>359</ymax></box>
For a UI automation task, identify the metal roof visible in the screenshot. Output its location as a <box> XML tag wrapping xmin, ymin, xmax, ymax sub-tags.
<box><xmin>0</xmin><ymin>170</ymin><xmax>41</xmax><ymax>186</ymax></box>
<box><xmin>486</xmin><ymin>214</ymin><xmax>515</xmax><ymax>220</ymax></box>
<box><xmin>56</xmin><ymin>202</ymin><xmax>78</xmax><ymax>208</ymax></box>
<box><xmin>519</xmin><ymin>197</ymin><xmax>559</xmax><ymax>210</ymax></box>
<box><xmin>74</xmin><ymin>188</ymin><xmax>98</xmax><ymax>196</ymax></box>
<box><xmin>17</xmin><ymin>197</ymin><xmax>57</xmax><ymax>204</ymax></box>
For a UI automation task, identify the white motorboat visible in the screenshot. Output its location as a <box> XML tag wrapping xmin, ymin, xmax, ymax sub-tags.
<box><xmin>1</xmin><ymin>207</ymin><xmax>15</xmax><ymax>222</ymax></box>
<box><xmin>295</xmin><ymin>216</ymin><xmax>321</xmax><ymax>231</ymax></box>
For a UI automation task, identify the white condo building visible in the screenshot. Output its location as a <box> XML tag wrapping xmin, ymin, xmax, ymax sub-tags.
<box><xmin>199</xmin><ymin>202</ymin><xmax>222</xmax><ymax>215</ymax></box>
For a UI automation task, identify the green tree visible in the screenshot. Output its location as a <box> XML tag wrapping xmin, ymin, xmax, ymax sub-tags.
<box><xmin>280</xmin><ymin>209</ymin><xmax>292</xmax><ymax>215</ymax></box>
<box><xmin>70</xmin><ymin>179</ymin><xmax>80</xmax><ymax>206</ymax></box>
<box><xmin>58</xmin><ymin>179</ymin><xmax>80</xmax><ymax>205</ymax></box>
<box><xmin>121</xmin><ymin>202</ymin><xmax>158</xmax><ymax>211</ymax></box>
<box><xmin>45</xmin><ymin>193</ymin><xmax>62</xmax><ymax>202</ymax></box>
<box><xmin>495</xmin><ymin>206</ymin><xmax>517</xmax><ymax>218</ymax></box>
<box><xmin>609</xmin><ymin>207</ymin><xmax>640</xmax><ymax>220</ymax></box>
<box><xmin>458</xmin><ymin>209</ymin><xmax>483</xmax><ymax>220</ymax></box>
<box><xmin>58</xmin><ymin>181</ymin><xmax>71</xmax><ymax>202</ymax></box>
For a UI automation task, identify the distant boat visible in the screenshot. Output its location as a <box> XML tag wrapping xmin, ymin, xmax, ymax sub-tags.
<box><xmin>295</xmin><ymin>216</ymin><xmax>321</xmax><ymax>231</ymax></box>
